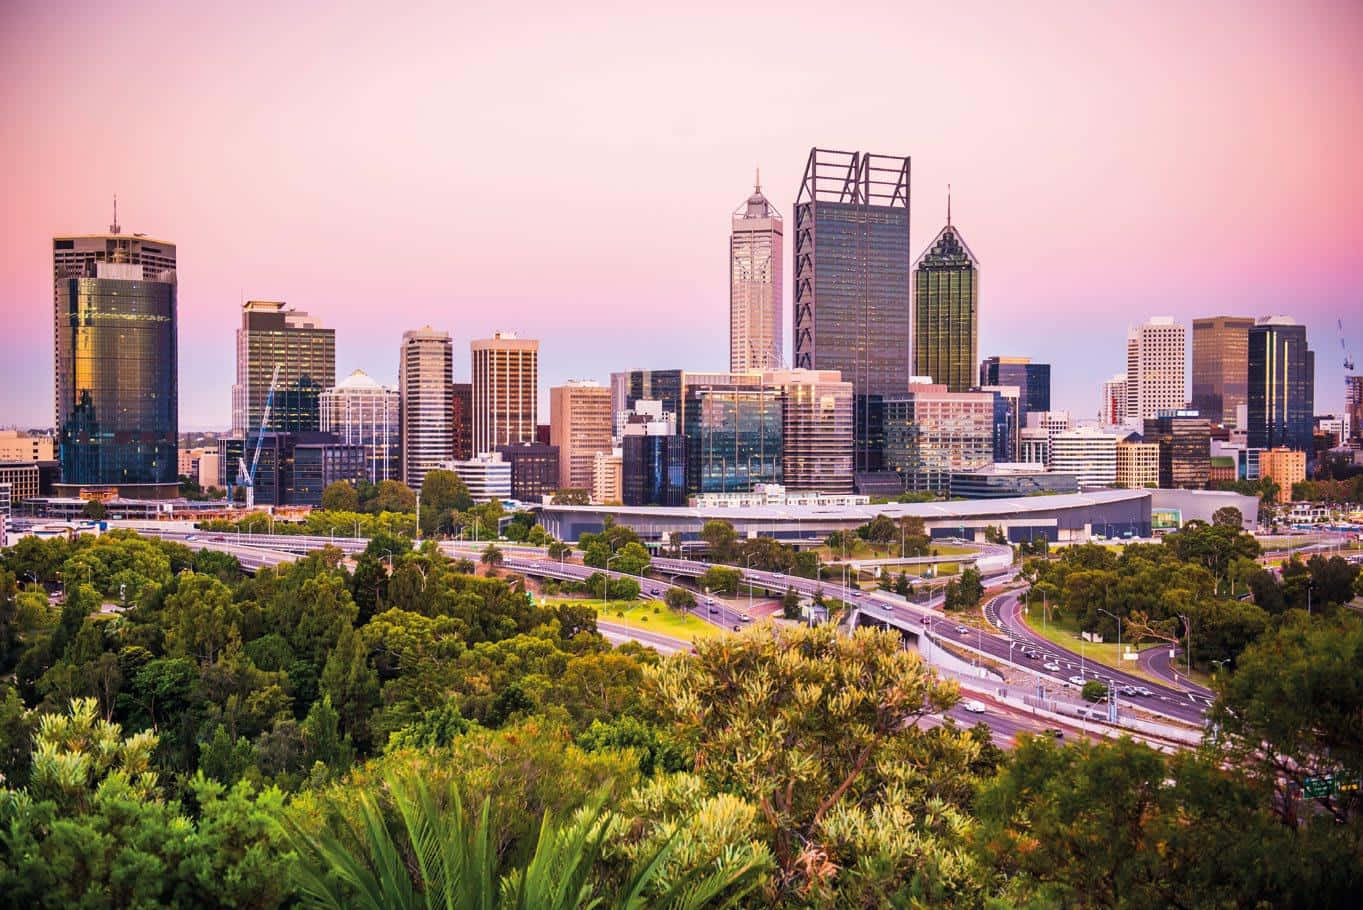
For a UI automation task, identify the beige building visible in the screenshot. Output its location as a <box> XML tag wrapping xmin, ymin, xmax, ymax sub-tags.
<box><xmin>767</xmin><ymin>369</ymin><xmax>854</xmax><ymax>492</ymax></box>
<box><xmin>1259</xmin><ymin>447</ymin><xmax>1306</xmax><ymax>503</ymax></box>
<box><xmin>471</xmin><ymin>333</ymin><xmax>539</xmax><ymax>456</ymax></box>
<box><xmin>197</xmin><ymin>453</ymin><xmax>222</xmax><ymax>491</ymax></box>
<box><xmin>1115</xmin><ymin>440</ymin><xmax>1160</xmax><ymax>489</ymax></box>
<box><xmin>0</xmin><ymin>463</ymin><xmax>40</xmax><ymax>502</ymax></box>
<box><xmin>1125</xmin><ymin>316</ymin><xmax>1187</xmax><ymax>423</ymax></box>
<box><xmin>730</xmin><ymin>176</ymin><xmax>783</xmax><ymax>372</ymax></box>
<box><xmin>1050</xmin><ymin>426</ymin><xmax>1118</xmax><ymax>490</ymax></box>
<box><xmin>400</xmin><ymin>328</ymin><xmax>455</xmax><ymax>490</ymax></box>
<box><xmin>591</xmin><ymin>450</ymin><xmax>622</xmax><ymax>504</ymax></box>
<box><xmin>0</xmin><ymin>431</ymin><xmax>54</xmax><ymax>462</ymax></box>
<box><xmin>549</xmin><ymin>381</ymin><xmax>612</xmax><ymax>492</ymax></box>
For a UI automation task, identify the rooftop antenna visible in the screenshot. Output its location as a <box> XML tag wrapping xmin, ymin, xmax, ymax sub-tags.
<box><xmin>755</xmin><ymin>166</ymin><xmax>761</xmax><ymax>194</ymax></box>
<box><xmin>947</xmin><ymin>183</ymin><xmax>951</xmax><ymax>226</ymax></box>
<box><xmin>110</xmin><ymin>194</ymin><xmax>120</xmax><ymax>234</ymax></box>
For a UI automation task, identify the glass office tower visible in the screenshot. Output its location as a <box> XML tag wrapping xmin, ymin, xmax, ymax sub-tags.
<box><xmin>53</xmin><ymin>227</ymin><xmax>178</xmax><ymax>499</ymax></box>
<box><xmin>682</xmin><ymin>377</ymin><xmax>782</xmax><ymax>493</ymax></box>
<box><xmin>913</xmin><ymin>221</ymin><xmax>979</xmax><ymax>393</ymax></box>
<box><xmin>979</xmin><ymin>356</ymin><xmax>1050</xmax><ymax>420</ymax></box>
<box><xmin>231</xmin><ymin>300</ymin><xmax>336</xmax><ymax>436</ymax></box>
<box><xmin>1247</xmin><ymin>317</ymin><xmax>1314</xmax><ymax>452</ymax></box>
<box><xmin>792</xmin><ymin>149</ymin><xmax>911</xmax><ymax>474</ymax></box>
<box><xmin>1191</xmin><ymin>316</ymin><xmax>1253</xmax><ymax>426</ymax></box>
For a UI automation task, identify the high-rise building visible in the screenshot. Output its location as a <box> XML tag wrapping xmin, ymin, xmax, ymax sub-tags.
<box><xmin>550</xmin><ymin>381</ymin><xmax>613</xmax><ymax>492</ymax></box>
<box><xmin>53</xmin><ymin>223</ymin><xmax>178</xmax><ymax>498</ymax></box>
<box><xmin>1050</xmin><ymin>426</ymin><xmax>1118</xmax><ymax>490</ymax></box>
<box><xmin>913</xmin><ymin>214</ymin><xmax>979</xmax><ymax>393</ymax></box>
<box><xmin>979</xmin><ymin>357</ymin><xmax>1049</xmax><ymax>420</ymax></box>
<box><xmin>769</xmin><ymin>369</ymin><xmax>854</xmax><ymax>493</ymax></box>
<box><xmin>622</xmin><ymin>416</ymin><xmax>687</xmax><ymax>507</ymax></box>
<box><xmin>1347</xmin><ymin>375</ymin><xmax>1363</xmax><ymax>445</ymax></box>
<box><xmin>0</xmin><ymin>432</ymin><xmax>54</xmax><ymax>463</ymax></box>
<box><xmin>792</xmin><ymin>149</ymin><xmax>911</xmax><ymax>473</ymax></box>
<box><xmin>612</xmin><ymin>369</ymin><xmax>685</xmax><ymax>436</ymax></box>
<box><xmin>882</xmin><ymin>383</ymin><xmax>994</xmax><ymax>494</ymax></box>
<box><xmin>1115</xmin><ymin>439</ymin><xmax>1160</xmax><ymax>489</ymax></box>
<box><xmin>1258</xmin><ymin>447</ymin><xmax>1305</xmax><ymax>503</ymax></box>
<box><xmin>1125</xmin><ymin>317</ymin><xmax>1187</xmax><ymax>423</ymax></box>
<box><xmin>217</xmin><ymin>432</ymin><xmax>365</xmax><ymax>506</ymax></box>
<box><xmin>1247</xmin><ymin>317</ymin><xmax>1314</xmax><ymax>453</ymax></box>
<box><xmin>1100</xmin><ymin>374</ymin><xmax>1127</xmax><ymax>425</ymax></box>
<box><xmin>399</xmin><ymin>328</ymin><xmax>454</xmax><ymax>490</ymax></box>
<box><xmin>451</xmin><ymin>382</ymin><xmax>473</xmax><ymax>461</ymax></box>
<box><xmin>1191</xmin><ymin>316</ymin><xmax>1254</xmax><ymax>426</ymax></box>
<box><xmin>978</xmin><ymin>385</ymin><xmax>1021</xmax><ymax>462</ymax></box>
<box><xmin>730</xmin><ymin>173</ymin><xmax>783</xmax><ymax>373</ymax></box>
<box><xmin>231</xmin><ymin>300</ymin><xmax>335</xmax><ymax>436</ymax></box>
<box><xmin>1143</xmin><ymin>411</ymin><xmax>1211</xmax><ymax>489</ymax></box>
<box><xmin>683</xmin><ymin>373</ymin><xmax>783</xmax><ymax>494</ymax></box>
<box><xmin>321</xmin><ymin>369</ymin><xmax>402</xmax><ymax>484</ymax></box>
<box><xmin>495</xmin><ymin>442</ymin><xmax>559</xmax><ymax>501</ymax></box>
<box><xmin>471</xmin><ymin>332</ymin><xmax>539</xmax><ymax>456</ymax></box>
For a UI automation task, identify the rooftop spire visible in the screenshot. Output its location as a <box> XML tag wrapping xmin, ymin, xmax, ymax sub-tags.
<box><xmin>755</xmin><ymin>166</ymin><xmax>761</xmax><ymax>194</ymax></box>
<box><xmin>946</xmin><ymin>183</ymin><xmax>951</xmax><ymax>227</ymax></box>
<box><xmin>110</xmin><ymin>194</ymin><xmax>120</xmax><ymax>235</ymax></box>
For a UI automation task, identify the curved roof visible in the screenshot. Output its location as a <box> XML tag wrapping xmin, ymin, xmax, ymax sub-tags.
<box><xmin>334</xmin><ymin>369</ymin><xmax>386</xmax><ymax>391</ymax></box>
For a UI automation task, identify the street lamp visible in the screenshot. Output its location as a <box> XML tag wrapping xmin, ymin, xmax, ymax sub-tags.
<box><xmin>604</xmin><ymin>553</ymin><xmax>622</xmax><ymax>607</ymax></box>
<box><xmin>1097</xmin><ymin>607</ymin><xmax>1123</xmax><ymax>660</ymax></box>
<box><xmin>745</xmin><ymin>554</ymin><xmax>757</xmax><ymax>615</ymax></box>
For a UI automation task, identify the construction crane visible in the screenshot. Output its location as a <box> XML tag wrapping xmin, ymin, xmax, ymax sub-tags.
<box><xmin>1340</xmin><ymin>318</ymin><xmax>1356</xmax><ymax>372</ymax></box>
<box><xmin>232</xmin><ymin>364</ymin><xmax>281</xmax><ymax>509</ymax></box>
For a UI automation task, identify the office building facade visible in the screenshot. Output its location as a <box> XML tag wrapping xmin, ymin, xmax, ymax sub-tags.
<box><xmin>1050</xmin><ymin>426</ymin><xmax>1118</xmax><ymax>490</ymax></box>
<box><xmin>0</xmin><ymin>432</ymin><xmax>54</xmax><ymax>463</ymax></box>
<box><xmin>1115</xmin><ymin>440</ymin><xmax>1160</xmax><ymax>489</ymax></box>
<box><xmin>683</xmin><ymin>373</ymin><xmax>782</xmax><ymax>494</ymax></box>
<box><xmin>1101</xmin><ymin>374</ymin><xmax>1127</xmax><ymax>425</ymax></box>
<box><xmin>399</xmin><ymin>328</ymin><xmax>454</xmax><ymax>490</ymax></box>
<box><xmin>471</xmin><ymin>333</ymin><xmax>539</xmax><ymax>456</ymax></box>
<box><xmin>622</xmin><ymin>432</ymin><xmax>687</xmax><ymax>507</ymax></box>
<box><xmin>913</xmin><ymin>221</ymin><xmax>979</xmax><ymax>393</ymax></box>
<box><xmin>1143</xmin><ymin>411</ymin><xmax>1212</xmax><ymax>489</ymax></box>
<box><xmin>1247</xmin><ymin>317</ymin><xmax>1314</xmax><ymax>453</ymax></box>
<box><xmin>730</xmin><ymin>175</ymin><xmax>783</xmax><ymax>372</ymax></box>
<box><xmin>1191</xmin><ymin>316</ymin><xmax>1254</xmax><ymax>426</ymax></box>
<box><xmin>320</xmin><ymin>369</ymin><xmax>401</xmax><ymax>484</ymax></box>
<box><xmin>772</xmin><ymin>369</ymin><xmax>854</xmax><ymax>493</ymax></box>
<box><xmin>1126</xmin><ymin>317</ymin><xmax>1186</xmax><ymax>423</ymax></box>
<box><xmin>1347</xmin><ymin>375</ymin><xmax>1363</xmax><ymax>445</ymax></box>
<box><xmin>612</xmin><ymin>369</ymin><xmax>685</xmax><ymax>436</ymax></box>
<box><xmin>1259</xmin><ymin>447</ymin><xmax>1305</xmax><ymax>503</ymax></box>
<box><xmin>979</xmin><ymin>357</ymin><xmax>1050</xmax><ymax>420</ymax></box>
<box><xmin>0</xmin><ymin>463</ymin><xmax>40</xmax><ymax>503</ymax></box>
<box><xmin>450</xmin><ymin>452</ymin><xmax>512</xmax><ymax>503</ymax></box>
<box><xmin>53</xmin><ymin>227</ymin><xmax>178</xmax><ymax>498</ymax></box>
<box><xmin>550</xmin><ymin>381</ymin><xmax>613</xmax><ymax>492</ymax></box>
<box><xmin>978</xmin><ymin>385</ymin><xmax>1020</xmax><ymax>462</ymax></box>
<box><xmin>591</xmin><ymin>450</ymin><xmax>623</xmax><ymax>504</ymax></box>
<box><xmin>231</xmin><ymin>301</ymin><xmax>335</xmax><ymax>436</ymax></box>
<box><xmin>948</xmin><ymin>464</ymin><xmax>1078</xmax><ymax>499</ymax></box>
<box><xmin>217</xmin><ymin>432</ymin><xmax>365</xmax><ymax>506</ymax></box>
<box><xmin>792</xmin><ymin>149</ymin><xmax>911</xmax><ymax>473</ymax></box>
<box><xmin>451</xmin><ymin>382</ymin><xmax>473</xmax><ymax>461</ymax></box>
<box><xmin>883</xmin><ymin>384</ymin><xmax>994</xmax><ymax>494</ymax></box>
<box><xmin>495</xmin><ymin>443</ymin><xmax>559</xmax><ymax>501</ymax></box>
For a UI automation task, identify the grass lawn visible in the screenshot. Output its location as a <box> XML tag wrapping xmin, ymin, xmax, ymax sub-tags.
<box><xmin>1018</xmin><ymin>608</ymin><xmax>1166</xmax><ymax>685</ymax></box>
<box><xmin>549</xmin><ymin>598</ymin><xmax>722</xmax><ymax>642</ymax></box>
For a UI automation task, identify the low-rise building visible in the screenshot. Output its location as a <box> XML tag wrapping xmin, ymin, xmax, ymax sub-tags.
<box><xmin>690</xmin><ymin>483</ymin><xmax>871</xmax><ymax>508</ymax></box>
<box><xmin>1115</xmin><ymin>440</ymin><xmax>1160</xmax><ymax>489</ymax></box>
<box><xmin>948</xmin><ymin>464</ymin><xmax>1078</xmax><ymax>499</ymax></box>
<box><xmin>0</xmin><ymin>431</ymin><xmax>54</xmax><ymax>463</ymax></box>
<box><xmin>495</xmin><ymin>443</ymin><xmax>560</xmax><ymax>502</ymax></box>
<box><xmin>1259</xmin><ymin>447</ymin><xmax>1306</xmax><ymax>503</ymax></box>
<box><xmin>1050</xmin><ymin>426</ymin><xmax>1118</xmax><ymax>490</ymax></box>
<box><xmin>450</xmin><ymin>452</ymin><xmax>513</xmax><ymax>503</ymax></box>
<box><xmin>591</xmin><ymin>450</ymin><xmax>623</xmax><ymax>504</ymax></box>
<box><xmin>0</xmin><ymin>462</ymin><xmax>40</xmax><ymax>503</ymax></box>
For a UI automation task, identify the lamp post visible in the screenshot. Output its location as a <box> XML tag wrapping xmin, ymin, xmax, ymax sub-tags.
<box><xmin>1097</xmin><ymin>607</ymin><xmax>1123</xmax><ymax>660</ymax></box>
<box><xmin>1177</xmin><ymin>612</ymin><xmax>1192</xmax><ymax>676</ymax></box>
<box><xmin>745</xmin><ymin>554</ymin><xmax>756</xmax><ymax>615</ymax></box>
<box><xmin>604</xmin><ymin>553</ymin><xmax>622</xmax><ymax>607</ymax></box>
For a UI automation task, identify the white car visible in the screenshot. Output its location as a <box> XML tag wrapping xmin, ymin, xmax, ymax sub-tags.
<box><xmin>1043</xmin><ymin>662</ymin><xmax>1062</xmax><ymax>672</ymax></box>
<box><xmin>955</xmin><ymin>626</ymin><xmax>969</xmax><ymax>634</ymax></box>
<box><xmin>962</xmin><ymin>699</ymin><xmax>987</xmax><ymax>714</ymax></box>
<box><xmin>1068</xmin><ymin>675</ymin><xmax>1087</xmax><ymax>686</ymax></box>
<box><xmin>739</xmin><ymin>613</ymin><xmax>752</xmax><ymax>623</ymax></box>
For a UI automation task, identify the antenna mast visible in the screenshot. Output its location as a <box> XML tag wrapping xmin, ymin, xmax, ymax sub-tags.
<box><xmin>110</xmin><ymin>194</ymin><xmax>120</xmax><ymax>234</ymax></box>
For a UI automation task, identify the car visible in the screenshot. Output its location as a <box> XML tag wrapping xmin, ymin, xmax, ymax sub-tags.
<box><xmin>1043</xmin><ymin>662</ymin><xmax>1062</xmax><ymax>672</ymax></box>
<box><xmin>704</xmin><ymin>597</ymin><xmax>715</xmax><ymax>605</ymax></box>
<box><xmin>962</xmin><ymin>699</ymin><xmax>987</xmax><ymax>714</ymax></box>
<box><xmin>955</xmin><ymin>626</ymin><xmax>969</xmax><ymax>634</ymax></box>
<box><xmin>185</xmin><ymin>535</ymin><xmax>198</xmax><ymax>541</ymax></box>
<box><xmin>740</xmin><ymin>613</ymin><xmax>752</xmax><ymax>622</ymax></box>
<box><xmin>732</xmin><ymin>624</ymin><xmax>741</xmax><ymax>631</ymax></box>
<box><xmin>1133</xmin><ymin>686</ymin><xmax>1153</xmax><ymax>697</ymax></box>
<box><xmin>851</xmin><ymin>590</ymin><xmax>862</xmax><ymax>598</ymax></box>
<box><xmin>1120</xmin><ymin>685</ymin><xmax>1138</xmax><ymax>696</ymax></box>
<box><xmin>707</xmin><ymin>607</ymin><xmax>719</xmax><ymax>615</ymax></box>
<box><xmin>772</xmin><ymin>571</ymin><xmax>784</xmax><ymax>578</ymax></box>
<box><xmin>1068</xmin><ymin>675</ymin><xmax>1087</xmax><ymax>686</ymax></box>
<box><xmin>1042</xmin><ymin>727</ymin><xmax>1064</xmax><ymax>738</ymax></box>
<box><xmin>1023</xmin><ymin>649</ymin><xmax>1040</xmax><ymax>660</ymax></box>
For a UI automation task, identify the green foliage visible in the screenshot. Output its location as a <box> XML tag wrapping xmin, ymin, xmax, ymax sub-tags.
<box><xmin>420</xmin><ymin>469</ymin><xmax>474</xmax><ymax>535</ymax></box>
<box><xmin>320</xmin><ymin>480</ymin><xmax>361</xmax><ymax>512</ymax></box>
<box><xmin>699</xmin><ymin>566</ymin><xmax>740</xmax><ymax>596</ymax></box>
<box><xmin>1081</xmin><ymin>679</ymin><xmax>1107</xmax><ymax>702</ymax></box>
<box><xmin>780</xmin><ymin>588</ymin><xmax>800</xmax><ymax>619</ymax></box>
<box><xmin>942</xmin><ymin>566</ymin><xmax>984</xmax><ymax>612</ymax></box>
<box><xmin>552</xmin><ymin>488</ymin><xmax>591</xmax><ymax>505</ymax></box>
<box><xmin>663</xmin><ymin>587</ymin><xmax>696</xmax><ymax>612</ymax></box>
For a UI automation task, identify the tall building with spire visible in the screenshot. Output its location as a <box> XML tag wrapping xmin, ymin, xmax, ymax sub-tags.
<box><xmin>913</xmin><ymin>190</ymin><xmax>979</xmax><ymax>393</ymax></box>
<box><xmin>792</xmin><ymin>148</ymin><xmax>911</xmax><ymax>475</ymax></box>
<box><xmin>52</xmin><ymin>202</ymin><xmax>179</xmax><ymax>498</ymax></box>
<box><xmin>730</xmin><ymin>171</ymin><xmax>783</xmax><ymax>372</ymax></box>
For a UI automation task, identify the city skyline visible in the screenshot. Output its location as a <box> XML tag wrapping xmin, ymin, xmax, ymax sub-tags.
<box><xmin>2</xmin><ymin>1</ymin><xmax>1361</xmax><ymax>429</ymax></box>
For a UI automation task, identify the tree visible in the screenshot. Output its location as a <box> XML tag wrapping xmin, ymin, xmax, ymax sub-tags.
<box><xmin>551</xmin><ymin>488</ymin><xmax>591</xmax><ymax>505</ymax></box>
<box><xmin>699</xmin><ymin>566</ymin><xmax>740</xmax><ymax>596</ymax></box>
<box><xmin>163</xmin><ymin>573</ymin><xmax>242</xmax><ymax>664</ymax></box>
<box><xmin>370</xmin><ymin>479</ymin><xmax>417</xmax><ymax>513</ymax></box>
<box><xmin>699</xmin><ymin>520</ymin><xmax>738</xmax><ymax>562</ymax></box>
<box><xmin>420</xmin><ymin>469</ymin><xmax>473</xmax><ymax>535</ymax></box>
<box><xmin>859</xmin><ymin>514</ymin><xmax>897</xmax><ymax>545</ymax></box>
<box><xmin>647</xmin><ymin>624</ymin><xmax>958</xmax><ymax>894</ymax></box>
<box><xmin>321</xmin><ymin>480</ymin><xmax>360</xmax><ymax>512</ymax></box>
<box><xmin>780</xmin><ymin>588</ymin><xmax>800</xmax><ymax>619</ymax></box>
<box><xmin>481</xmin><ymin>543</ymin><xmax>504</xmax><ymax>568</ymax></box>
<box><xmin>285</xmin><ymin>766</ymin><xmax>770</xmax><ymax>910</ymax></box>
<box><xmin>663</xmin><ymin>588</ymin><xmax>696</xmax><ymax>612</ymax></box>
<box><xmin>81</xmin><ymin>499</ymin><xmax>107</xmax><ymax>521</ymax></box>
<box><xmin>1081</xmin><ymin>679</ymin><xmax>1107</xmax><ymax>702</ymax></box>
<box><xmin>1212</xmin><ymin>505</ymin><xmax>1243</xmax><ymax>528</ymax></box>
<box><xmin>611</xmin><ymin>541</ymin><xmax>651</xmax><ymax>576</ymax></box>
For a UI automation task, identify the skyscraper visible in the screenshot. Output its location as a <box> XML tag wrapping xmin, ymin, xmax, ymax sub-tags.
<box><xmin>231</xmin><ymin>300</ymin><xmax>336</xmax><ymax>436</ymax></box>
<box><xmin>683</xmin><ymin>373</ymin><xmax>782</xmax><ymax>494</ymax></box>
<box><xmin>770</xmin><ymin>369</ymin><xmax>854</xmax><ymax>493</ymax></box>
<box><xmin>792</xmin><ymin>149</ymin><xmax>911</xmax><ymax>474</ymax></box>
<box><xmin>1347</xmin><ymin>375</ymin><xmax>1363</xmax><ymax>445</ymax></box>
<box><xmin>53</xmin><ymin>220</ymin><xmax>178</xmax><ymax>498</ymax></box>
<box><xmin>1125</xmin><ymin>317</ymin><xmax>1186</xmax><ymax>422</ymax></box>
<box><xmin>1143</xmin><ymin>411</ymin><xmax>1211</xmax><ymax>489</ymax></box>
<box><xmin>399</xmin><ymin>328</ymin><xmax>454</xmax><ymax>489</ymax></box>
<box><xmin>1247</xmin><ymin>317</ymin><xmax>1314</xmax><ymax>452</ymax></box>
<box><xmin>913</xmin><ymin>209</ymin><xmax>979</xmax><ymax>393</ymax></box>
<box><xmin>451</xmin><ymin>382</ymin><xmax>473</xmax><ymax>460</ymax></box>
<box><xmin>471</xmin><ymin>333</ymin><xmax>539</xmax><ymax>455</ymax></box>
<box><xmin>978</xmin><ymin>356</ymin><xmax>1049</xmax><ymax>420</ymax></box>
<box><xmin>1191</xmin><ymin>316</ymin><xmax>1254</xmax><ymax>426</ymax></box>
<box><xmin>550</xmin><ymin>381</ymin><xmax>613</xmax><ymax>492</ymax></box>
<box><xmin>882</xmin><ymin>382</ymin><xmax>994</xmax><ymax>494</ymax></box>
<box><xmin>320</xmin><ymin>369</ymin><xmax>401</xmax><ymax>484</ymax></box>
<box><xmin>730</xmin><ymin>172</ymin><xmax>783</xmax><ymax>372</ymax></box>
<box><xmin>1100</xmin><ymin>374</ymin><xmax>1127</xmax><ymax>425</ymax></box>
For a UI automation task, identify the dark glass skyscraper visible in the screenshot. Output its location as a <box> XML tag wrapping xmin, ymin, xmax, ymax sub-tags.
<box><xmin>53</xmin><ymin>226</ymin><xmax>178</xmax><ymax>498</ymax></box>
<box><xmin>792</xmin><ymin>149</ymin><xmax>911</xmax><ymax>473</ymax></box>
<box><xmin>622</xmin><ymin>434</ymin><xmax>687</xmax><ymax>506</ymax></box>
<box><xmin>1191</xmin><ymin>316</ymin><xmax>1253</xmax><ymax>426</ymax></box>
<box><xmin>978</xmin><ymin>356</ymin><xmax>1050</xmax><ymax>420</ymax></box>
<box><xmin>1247</xmin><ymin>317</ymin><xmax>1314</xmax><ymax>452</ymax></box>
<box><xmin>682</xmin><ymin>376</ymin><xmax>782</xmax><ymax>493</ymax></box>
<box><xmin>913</xmin><ymin>220</ymin><xmax>979</xmax><ymax>393</ymax></box>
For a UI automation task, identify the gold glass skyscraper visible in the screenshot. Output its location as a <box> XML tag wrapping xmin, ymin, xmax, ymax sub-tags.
<box><xmin>1191</xmin><ymin>315</ymin><xmax>1253</xmax><ymax>425</ymax></box>
<box><xmin>912</xmin><ymin>218</ymin><xmax>979</xmax><ymax>393</ymax></box>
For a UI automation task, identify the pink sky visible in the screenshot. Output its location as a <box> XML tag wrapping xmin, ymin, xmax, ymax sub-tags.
<box><xmin>2</xmin><ymin>0</ymin><xmax>1360</xmax><ymax>429</ymax></box>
